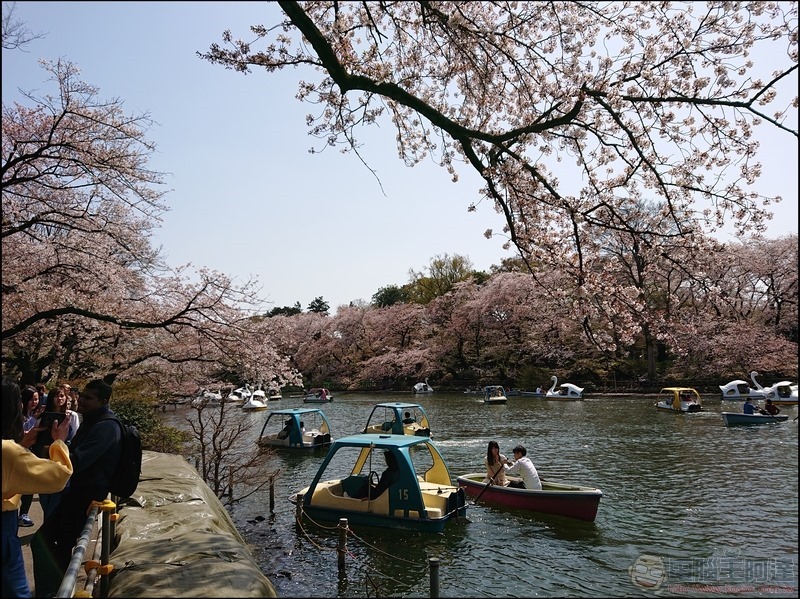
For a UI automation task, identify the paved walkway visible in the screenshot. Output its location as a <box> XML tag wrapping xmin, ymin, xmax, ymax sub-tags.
<box><xmin>18</xmin><ymin>497</ymin><xmax>96</xmax><ymax>597</ymax></box>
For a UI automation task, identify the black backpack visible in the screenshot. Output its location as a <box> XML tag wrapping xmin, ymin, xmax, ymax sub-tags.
<box><xmin>102</xmin><ymin>414</ymin><xmax>143</xmax><ymax>499</ymax></box>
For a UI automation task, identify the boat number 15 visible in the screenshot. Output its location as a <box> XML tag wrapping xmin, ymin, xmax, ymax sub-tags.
<box><xmin>397</xmin><ymin>488</ymin><xmax>409</xmax><ymax>500</ymax></box>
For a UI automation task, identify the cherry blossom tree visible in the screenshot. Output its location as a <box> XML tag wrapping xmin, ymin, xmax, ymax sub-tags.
<box><xmin>2</xmin><ymin>59</ymin><xmax>299</xmax><ymax>390</ymax></box>
<box><xmin>202</xmin><ymin>1</ymin><xmax>797</xmax><ymax>351</ymax></box>
<box><xmin>1</xmin><ymin>2</ymin><xmax>44</xmax><ymax>50</ymax></box>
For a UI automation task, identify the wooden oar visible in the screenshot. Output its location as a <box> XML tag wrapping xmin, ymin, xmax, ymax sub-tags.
<box><xmin>472</xmin><ymin>462</ymin><xmax>505</xmax><ymax>505</ymax></box>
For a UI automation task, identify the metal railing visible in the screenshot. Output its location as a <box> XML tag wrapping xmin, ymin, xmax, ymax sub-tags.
<box><xmin>54</xmin><ymin>498</ymin><xmax>118</xmax><ymax>598</ymax></box>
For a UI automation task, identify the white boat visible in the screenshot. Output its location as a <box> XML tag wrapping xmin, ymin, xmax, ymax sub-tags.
<box><xmin>241</xmin><ymin>385</ymin><xmax>268</xmax><ymax>411</ymax></box>
<box><xmin>482</xmin><ymin>385</ymin><xmax>507</xmax><ymax>404</ymax></box>
<box><xmin>191</xmin><ymin>387</ymin><xmax>222</xmax><ymax>407</ymax></box>
<box><xmin>227</xmin><ymin>385</ymin><xmax>252</xmax><ymax>404</ymax></box>
<box><xmin>412</xmin><ymin>378</ymin><xmax>434</xmax><ymax>394</ymax></box>
<box><xmin>719</xmin><ymin>371</ymin><xmax>767</xmax><ymax>400</ymax></box>
<box><xmin>545</xmin><ymin>375</ymin><xmax>584</xmax><ymax>400</ymax></box>
<box><xmin>655</xmin><ymin>387</ymin><xmax>703</xmax><ymax>413</ymax></box>
<box><xmin>761</xmin><ymin>381</ymin><xmax>798</xmax><ymax>405</ymax></box>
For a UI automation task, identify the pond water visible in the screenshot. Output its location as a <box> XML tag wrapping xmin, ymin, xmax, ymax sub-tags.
<box><xmin>161</xmin><ymin>393</ymin><xmax>798</xmax><ymax>597</ymax></box>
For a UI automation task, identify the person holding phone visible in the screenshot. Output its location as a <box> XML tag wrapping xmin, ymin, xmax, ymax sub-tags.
<box><xmin>2</xmin><ymin>377</ymin><xmax>73</xmax><ymax>598</ymax></box>
<box><xmin>47</xmin><ymin>385</ymin><xmax>80</xmax><ymax>443</ymax></box>
<box><xmin>32</xmin><ymin>379</ymin><xmax>123</xmax><ymax>598</ymax></box>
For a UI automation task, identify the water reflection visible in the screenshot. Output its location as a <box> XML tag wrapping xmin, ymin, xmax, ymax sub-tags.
<box><xmin>161</xmin><ymin>393</ymin><xmax>798</xmax><ymax>597</ymax></box>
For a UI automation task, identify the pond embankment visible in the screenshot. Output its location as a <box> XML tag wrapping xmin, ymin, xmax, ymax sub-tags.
<box><xmin>108</xmin><ymin>451</ymin><xmax>276</xmax><ymax>597</ymax></box>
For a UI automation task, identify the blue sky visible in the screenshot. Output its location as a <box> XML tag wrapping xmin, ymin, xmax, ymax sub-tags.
<box><xmin>3</xmin><ymin>2</ymin><xmax>797</xmax><ymax>313</ymax></box>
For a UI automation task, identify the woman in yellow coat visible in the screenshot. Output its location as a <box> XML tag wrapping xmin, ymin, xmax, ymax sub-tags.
<box><xmin>2</xmin><ymin>377</ymin><xmax>73</xmax><ymax>598</ymax></box>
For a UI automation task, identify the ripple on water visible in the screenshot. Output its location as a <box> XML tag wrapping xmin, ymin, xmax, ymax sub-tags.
<box><xmin>162</xmin><ymin>395</ymin><xmax>798</xmax><ymax>597</ymax></box>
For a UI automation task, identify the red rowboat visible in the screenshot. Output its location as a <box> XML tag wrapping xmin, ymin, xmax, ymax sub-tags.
<box><xmin>456</xmin><ymin>473</ymin><xmax>603</xmax><ymax>522</ymax></box>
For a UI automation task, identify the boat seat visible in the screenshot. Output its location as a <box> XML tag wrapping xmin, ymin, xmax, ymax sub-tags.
<box><xmin>341</xmin><ymin>475</ymin><xmax>368</xmax><ymax>497</ymax></box>
<box><xmin>313</xmin><ymin>481</ymin><xmax>391</xmax><ymax>513</ymax></box>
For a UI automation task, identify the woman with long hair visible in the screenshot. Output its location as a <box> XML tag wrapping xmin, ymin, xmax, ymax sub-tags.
<box><xmin>47</xmin><ymin>386</ymin><xmax>80</xmax><ymax>442</ymax></box>
<box><xmin>2</xmin><ymin>377</ymin><xmax>73</xmax><ymax>598</ymax></box>
<box><xmin>36</xmin><ymin>386</ymin><xmax>81</xmax><ymax>519</ymax></box>
<box><xmin>484</xmin><ymin>440</ymin><xmax>509</xmax><ymax>486</ymax></box>
<box><xmin>17</xmin><ymin>386</ymin><xmax>43</xmax><ymax>528</ymax></box>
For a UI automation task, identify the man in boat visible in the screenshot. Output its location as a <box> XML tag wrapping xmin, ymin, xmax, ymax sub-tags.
<box><xmin>278</xmin><ymin>418</ymin><xmax>293</xmax><ymax>439</ymax></box>
<box><xmin>352</xmin><ymin>451</ymin><xmax>400</xmax><ymax>500</ymax></box>
<box><xmin>402</xmin><ymin>411</ymin><xmax>415</xmax><ymax>424</ymax></box>
<box><xmin>502</xmin><ymin>445</ymin><xmax>543</xmax><ymax>490</ymax></box>
<box><xmin>760</xmin><ymin>399</ymin><xmax>780</xmax><ymax>416</ymax></box>
<box><xmin>742</xmin><ymin>398</ymin><xmax>758</xmax><ymax>415</ymax></box>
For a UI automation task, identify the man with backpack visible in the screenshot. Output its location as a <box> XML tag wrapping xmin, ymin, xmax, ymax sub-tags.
<box><xmin>31</xmin><ymin>379</ymin><xmax>123</xmax><ymax>597</ymax></box>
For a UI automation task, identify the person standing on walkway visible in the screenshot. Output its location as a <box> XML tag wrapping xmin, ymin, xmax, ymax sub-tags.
<box><xmin>18</xmin><ymin>386</ymin><xmax>44</xmax><ymax>529</ymax></box>
<box><xmin>2</xmin><ymin>377</ymin><xmax>73</xmax><ymax>599</ymax></box>
<box><xmin>32</xmin><ymin>379</ymin><xmax>122</xmax><ymax>598</ymax></box>
<box><xmin>35</xmin><ymin>386</ymin><xmax>81</xmax><ymax>521</ymax></box>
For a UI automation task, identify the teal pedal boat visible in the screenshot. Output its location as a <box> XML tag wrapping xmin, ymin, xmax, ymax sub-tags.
<box><xmin>362</xmin><ymin>402</ymin><xmax>432</xmax><ymax>437</ymax></box>
<box><xmin>293</xmin><ymin>434</ymin><xmax>467</xmax><ymax>532</ymax></box>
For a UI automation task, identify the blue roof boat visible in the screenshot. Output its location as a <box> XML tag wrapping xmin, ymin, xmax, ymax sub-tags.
<box><xmin>362</xmin><ymin>402</ymin><xmax>432</xmax><ymax>436</ymax></box>
<box><xmin>256</xmin><ymin>408</ymin><xmax>333</xmax><ymax>450</ymax></box>
<box><xmin>294</xmin><ymin>434</ymin><xmax>467</xmax><ymax>532</ymax></box>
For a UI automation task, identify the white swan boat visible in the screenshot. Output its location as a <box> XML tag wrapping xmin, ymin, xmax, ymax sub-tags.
<box><xmin>191</xmin><ymin>388</ymin><xmax>222</xmax><ymax>407</ymax></box>
<box><xmin>227</xmin><ymin>385</ymin><xmax>252</xmax><ymax>404</ymax></box>
<box><xmin>412</xmin><ymin>378</ymin><xmax>434</xmax><ymax>394</ymax></box>
<box><xmin>241</xmin><ymin>385</ymin><xmax>268</xmax><ymax>411</ymax></box>
<box><xmin>719</xmin><ymin>371</ymin><xmax>767</xmax><ymax>400</ymax></box>
<box><xmin>545</xmin><ymin>376</ymin><xmax>584</xmax><ymax>400</ymax></box>
<box><xmin>761</xmin><ymin>381</ymin><xmax>798</xmax><ymax>405</ymax></box>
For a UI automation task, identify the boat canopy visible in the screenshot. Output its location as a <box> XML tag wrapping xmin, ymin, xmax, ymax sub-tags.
<box><xmin>362</xmin><ymin>402</ymin><xmax>431</xmax><ymax>435</ymax></box>
<box><xmin>325</xmin><ymin>434</ymin><xmax>451</xmax><ymax>486</ymax></box>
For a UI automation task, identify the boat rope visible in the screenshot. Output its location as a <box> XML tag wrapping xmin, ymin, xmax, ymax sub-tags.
<box><xmin>346</xmin><ymin>527</ymin><xmax>418</xmax><ymax>565</ymax></box>
<box><xmin>292</xmin><ymin>507</ymin><xmax>417</xmax><ymax>595</ymax></box>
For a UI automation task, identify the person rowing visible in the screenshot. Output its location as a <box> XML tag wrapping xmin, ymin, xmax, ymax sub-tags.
<box><xmin>502</xmin><ymin>445</ymin><xmax>543</xmax><ymax>490</ymax></box>
<box><xmin>759</xmin><ymin>399</ymin><xmax>781</xmax><ymax>416</ymax></box>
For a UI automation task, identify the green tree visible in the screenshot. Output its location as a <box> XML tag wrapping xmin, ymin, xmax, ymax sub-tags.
<box><xmin>371</xmin><ymin>285</ymin><xmax>410</xmax><ymax>308</ymax></box>
<box><xmin>407</xmin><ymin>253</ymin><xmax>475</xmax><ymax>304</ymax></box>
<box><xmin>267</xmin><ymin>302</ymin><xmax>302</xmax><ymax>317</ymax></box>
<box><xmin>307</xmin><ymin>296</ymin><xmax>330</xmax><ymax>314</ymax></box>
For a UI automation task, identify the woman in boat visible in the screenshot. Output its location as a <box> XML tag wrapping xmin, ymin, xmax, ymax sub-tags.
<box><xmin>503</xmin><ymin>445</ymin><xmax>543</xmax><ymax>490</ymax></box>
<box><xmin>353</xmin><ymin>451</ymin><xmax>400</xmax><ymax>500</ymax></box>
<box><xmin>484</xmin><ymin>440</ymin><xmax>509</xmax><ymax>486</ymax></box>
